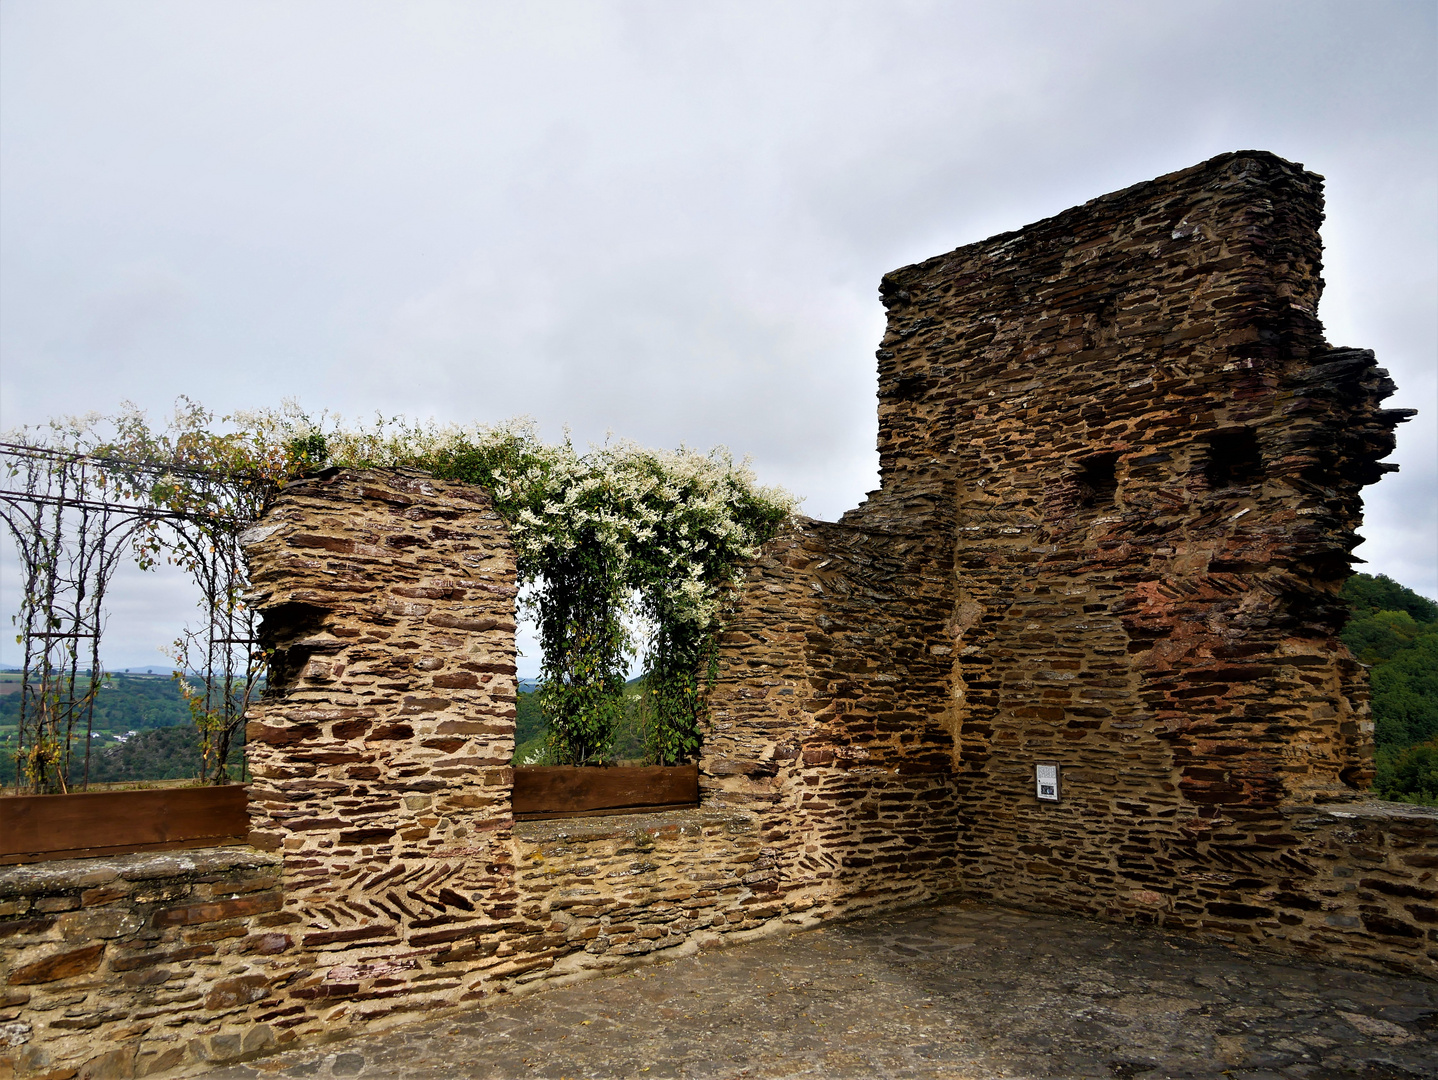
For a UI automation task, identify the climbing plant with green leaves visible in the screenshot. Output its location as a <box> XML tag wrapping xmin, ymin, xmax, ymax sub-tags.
<box><xmin>5</xmin><ymin>401</ymin><xmax>795</xmax><ymax>774</ymax></box>
<box><xmin>247</xmin><ymin>406</ymin><xmax>797</xmax><ymax>765</ymax></box>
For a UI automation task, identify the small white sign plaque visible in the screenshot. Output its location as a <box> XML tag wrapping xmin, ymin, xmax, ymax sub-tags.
<box><xmin>1035</xmin><ymin>762</ymin><xmax>1060</xmax><ymax>802</ymax></box>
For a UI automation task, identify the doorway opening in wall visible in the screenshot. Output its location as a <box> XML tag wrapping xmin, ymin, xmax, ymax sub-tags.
<box><xmin>1204</xmin><ymin>428</ymin><xmax>1264</xmax><ymax>489</ymax></box>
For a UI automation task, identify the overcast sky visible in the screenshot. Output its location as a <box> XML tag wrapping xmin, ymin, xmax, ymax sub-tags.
<box><xmin>1</xmin><ymin>0</ymin><xmax>1434</xmax><ymax>673</ymax></box>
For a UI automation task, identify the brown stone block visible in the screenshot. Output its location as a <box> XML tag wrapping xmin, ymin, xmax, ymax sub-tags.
<box><xmin>332</xmin><ymin>719</ymin><xmax>373</xmax><ymax>739</ymax></box>
<box><xmin>77</xmin><ymin>1046</ymin><xmax>133</xmax><ymax>1080</ymax></box>
<box><xmin>205</xmin><ymin>974</ymin><xmax>269</xmax><ymax>1011</ymax></box>
<box><xmin>110</xmin><ymin>944</ymin><xmax>215</xmax><ymax>972</ymax></box>
<box><xmin>247</xmin><ymin>831</ymin><xmax>283</xmax><ymax>851</ymax></box>
<box><xmin>1360</xmin><ymin>913</ymin><xmax>1423</xmax><ymax>939</ymax></box>
<box><xmin>6</xmin><ymin>944</ymin><xmax>104</xmax><ymax>984</ymax></box>
<box><xmin>286</xmin><ymin>533</ymin><xmax>367</xmax><ymax>555</ymax></box>
<box><xmin>137</xmin><ymin>1046</ymin><xmax>186</xmax><ymax>1075</ymax></box>
<box><xmin>426</xmin><ymin>613</ymin><xmax>504</xmax><ymax>632</ymax></box>
<box><xmin>338</xmin><ymin>827</ymin><xmax>396</xmax><ymax>844</ymax></box>
<box><xmin>295</xmin><ymin>751</ymin><xmax>365</xmax><ymax>765</ymax></box>
<box><xmin>1359</xmin><ymin>878</ymin><xmax>1437</xmax><ymax>901</ymax></box>
<box><xmin>301</xmin><ymin>924</ymin><xmax>397</xmax><ymax>947</ymax></box>
<box><xmin>183</xmin><ymin>923</ymin><xmax>249</xmax><ymax>944</ymax></box>
<box><xmin>290</xmin><ymin>982</ymin><xmax>360</xmax><ymax>1000</ymax></box>
<box><xmin>243</xmin><ymin>932</ymin><xmax>294</xmax><ymax>954</ymax></box>
<box><xmin>409</xmin><ymin>924</ymin><xmax>482</xmax><ymax>947</ymax></box>
<box><xmin>392</xmin><ymin>584</ymin><xmax>465</xmax><ymax>599</ymax></box>
<box><xmin>151</xmin><ymin>892</ymin><xmax>281</xmax><ymax>928</ymax></box>
<box><xmin>121</xmin><ymin>966</ymin><xmax>174</xmax><ymax>988</ymax></box>
<box><xmin>281</xmin><ymin>817</ymin><xmax>348</xmax><ymax>833</ymax></box>
<box><xmin>422</xmin><ymin>738</ymin><xmax>468</xmax><ymax>753</ymax></box>
<box><xmin>435</xmin><ymin>720</ymin><xmax>509</xmax><ymax>735</ymax></box>
<box><xmin>33</xmin><ymin>896</ymin><xmax>79</xmax><ymax>913</ymax></box>
<box><xmin>0</xmin><ymin>918</ymin><xmax>56</xmax><ymax>939</ymax></box>
<box><xmin>1205</xmin><ymin>901</ymin><xmax>1272</xmax><ymax>920</ymax></box>
<box><xmin>79</xmin><ymin>886</ymin><xmax>129</xmax><ymax>908</ymax></box>
<box><xmin>247</xmin><ymin>723</ymin><xmax>321</xmax><ymax>746</ymax></box>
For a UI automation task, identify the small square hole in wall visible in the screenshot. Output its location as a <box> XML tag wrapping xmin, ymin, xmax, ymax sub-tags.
<box><xmin>1076</xmin><ymin>453</ymin><xmax>1120</xmax><ymax>509</ymax></box>
<box><xmin>1204</xmin><ymin>428</ymin><xmax>1264</xmax><ymax>489</ymax></box>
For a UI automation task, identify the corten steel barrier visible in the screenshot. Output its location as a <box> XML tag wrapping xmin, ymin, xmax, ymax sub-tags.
<box><xmin>513</xmin><ymin>764</ymin><xmax>700</xmax><ymax>821</ymax></box>
<box><xmin>0</xmin><ymin>785</ymin><xmax>250</xmax><ymax>864</ymax></box>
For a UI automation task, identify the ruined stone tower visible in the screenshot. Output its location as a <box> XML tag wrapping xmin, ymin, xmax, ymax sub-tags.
<box><xmin>707</xmin><ymin>150</ymin><xmax>1420</xmax><ymax>951</ymax></box>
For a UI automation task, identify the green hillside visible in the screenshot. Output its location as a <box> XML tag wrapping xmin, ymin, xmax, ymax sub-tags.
<box><xmin>1341</xmin><ymin>573</ymin><xmax>1438</xmax><ymax>806</ymax></box>
<box><xmin>0</xmin><ymin>672</ymin><xmax>246</xmax><ymax>788</ymax></box>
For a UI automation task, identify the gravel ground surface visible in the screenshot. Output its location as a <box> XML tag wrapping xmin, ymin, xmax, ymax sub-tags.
<box><xmin>193</xmin><ymin>900</ymin><xmax>1437</xmax><ymax>1080</ymax></box>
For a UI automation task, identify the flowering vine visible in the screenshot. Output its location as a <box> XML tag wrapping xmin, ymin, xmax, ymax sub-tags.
<box><xmin>247</xmin><ymin>406</ymin><xmax>797</xmax><ymax>765</ymax></box>
<box><xmin>6</xmin><ymin>402</ymin><xmax>795</xmax><ymax>773</ymax></box>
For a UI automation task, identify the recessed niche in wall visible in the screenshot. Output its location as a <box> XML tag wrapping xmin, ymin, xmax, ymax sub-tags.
<box><xmin>1204</xmin><ymin>428</ymin><xmax>1264</xmax><ymax>489</ymax></box>
<box><xmin>1076</xmin><ymin>452</ymin><xmax>1120</xmax><ymax>509</ymax></box>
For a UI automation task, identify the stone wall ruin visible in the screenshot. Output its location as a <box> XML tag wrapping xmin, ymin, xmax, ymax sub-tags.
<box><xmin>3</xmin><ymin>150</ymin><xmax>1434</xmax><ymax>1080</ymax></box>
<box><xmin>705</xmin><ymin>149</ymin><xmax>1435</xmax><ymax>971</ymax></box>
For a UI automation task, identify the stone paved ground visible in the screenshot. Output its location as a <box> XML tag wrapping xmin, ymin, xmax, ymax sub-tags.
<box><xmin>195</xmin><ymin>901</ymin><xmax>1437</xmax><ymax>1080</ymax></box>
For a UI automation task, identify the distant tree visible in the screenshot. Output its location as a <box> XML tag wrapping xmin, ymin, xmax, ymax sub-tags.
<box><xmin>1373</xmin><ymin>739</ymin><xmax>1438</xmax><ymax>807</ymax></box>
<box><xmin>1341</xmin><ymin>573</ymin><xmax>1438</xmax><ymax>624</ymax></box>
<box><xmin>1343</xmin><ymin>610</ymin><xmax>1426</xmax><ymax>665</ymax></box>
<box><xmin>1339</xmin><ymin>573</ymin><xmax>1438</xmax><ymax>759</ymax></box>
<box><xmin>1369</xmin><ymin>633</ymin><xmax>1438</xmax><ymax>750</ymax></box>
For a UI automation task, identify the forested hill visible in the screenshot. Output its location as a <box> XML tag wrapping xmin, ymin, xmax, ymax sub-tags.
<box><xmin>0</xmin><ymin>670</ymin><xmax>193</xmax><ymax>731</ymax></box>
<box><xmin>1340</xmin><ymin>573</ymin><xmax>1438</xmax><ymax>806</ymax></box>
<box><xmin>0</xmin><ymin>672</ymin><xmax>241</xmax><ymax>786</ymax></box>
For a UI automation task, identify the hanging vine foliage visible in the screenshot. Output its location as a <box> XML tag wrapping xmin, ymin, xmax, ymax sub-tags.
<box><xmin>0</xmin><ymin>402</ymin><xmax>288</xmax><ymax>792</ymax></box>
<box><xmin>97</xmin><ymin>400</ymin><xmax>296</xmax><ymax>784</ymax></box>
<box><xmin>2</xmin><ymin>402</ymin><xmax>796</xmax><ymax>780</ymax></box>
<box><xmin>248</xmin><ymin>407</ymin><xmax>797</xmax><ymax>765</ymax></box>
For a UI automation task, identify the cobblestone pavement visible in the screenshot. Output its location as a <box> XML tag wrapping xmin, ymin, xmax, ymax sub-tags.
<box><xmin>195</xmin><ymin>901</ymin><xmax>1437</xmax><ymax>1080</ymax></box>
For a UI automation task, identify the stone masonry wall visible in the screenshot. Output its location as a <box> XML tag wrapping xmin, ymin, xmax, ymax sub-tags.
<box><xmin>4</xmin><ymin>470</ymin><xmax>846</xmax><ymax>1080</ymax></box>
<box><xmin>703</xmin><ymin>512</ymin><xmax>965</xmax><ymax>917</ymax></box>
<box><xmin>0</xmin><ymin>848</ymin><xmax>285</xmax><ymax>1079</ymax></box>
<box><xmin>705</xmin><ymin>151</ymin><xmax>1434</xmax><ymax>977</ymax></box>
<box><xmin>4</xmin><ymin>150</ymin><xmax>1433</xmax><ymax>1080</ymax></box>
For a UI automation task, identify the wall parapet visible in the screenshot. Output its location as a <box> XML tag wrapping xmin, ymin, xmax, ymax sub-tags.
<box><xmin>0</xmin><ymin>847</ymin><xmax>286</xmax><ymax>1078</ymax></box>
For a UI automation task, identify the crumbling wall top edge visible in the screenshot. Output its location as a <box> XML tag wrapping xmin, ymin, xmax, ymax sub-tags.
<box><xmin>881</xmin><ymin>148</ymin><xmax>1322</xmax><ymax>287</ymax></box>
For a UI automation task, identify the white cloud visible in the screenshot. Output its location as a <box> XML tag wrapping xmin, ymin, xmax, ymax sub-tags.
<box><xmin>1</xmin><ymin>0</ymin><xmax>1433</xmax><ymax>669</ymax></box>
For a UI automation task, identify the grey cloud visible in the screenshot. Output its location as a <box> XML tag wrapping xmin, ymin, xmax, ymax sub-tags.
<box><xmin>1</xmin><ymin>0</ymin><xmax>1433</xmax><ymax>671</ymax></box>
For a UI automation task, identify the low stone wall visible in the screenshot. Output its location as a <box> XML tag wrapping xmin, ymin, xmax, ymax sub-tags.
<box><xmin>955</xmin><ymin>798</ymin><xmax>1437</xmax><ymax>976</ymax></box>
<box><xmin>507</xmin><ymin>809</ymin><xmax>797</xmax><ymax>981</ymax></box>
<box><xmin>0</xmin><ymin>847</ymin><xmax>286</xmax><ymax>1079</ymax></box>
<box><xmin>0</xmin><ymin>810</ymin><xmax>854</xmax><ymax>1079</ymax></box>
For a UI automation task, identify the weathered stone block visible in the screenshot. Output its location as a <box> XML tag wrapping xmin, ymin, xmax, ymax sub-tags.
<box><xmin>6</xmin><ymin>946</ymin><xmax>104</xmax><ymax>986</ymax></box>
<box><xmin>204</xmin><ymin>975</ymin><xmax>269</xmax><ymax>1011</ymax></box>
